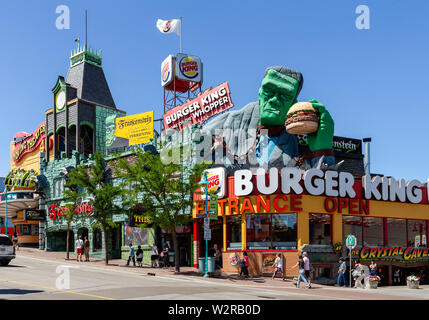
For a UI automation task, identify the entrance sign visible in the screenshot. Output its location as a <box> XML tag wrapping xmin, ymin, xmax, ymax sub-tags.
<box><xmin>163</xmin><ymin>82</ymin><xmax>234</xmax><ymax>131</ymax></box>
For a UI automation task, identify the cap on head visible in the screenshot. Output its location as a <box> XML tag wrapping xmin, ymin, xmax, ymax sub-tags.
<box><xmin>302</xmin><ymin>252</ymin><xmax>307</xmax><ymax>256</ymax></box>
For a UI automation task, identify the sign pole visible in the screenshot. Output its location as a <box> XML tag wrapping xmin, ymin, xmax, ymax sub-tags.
<box><xmin>349</xmin><ymin>246</ymin><xmax>352</xmax><ymax>288</ymax></box>
<box><xmin>204</xmin><ymin>181</ymin><xmax>208</xmax><ymax>277</ymax></box>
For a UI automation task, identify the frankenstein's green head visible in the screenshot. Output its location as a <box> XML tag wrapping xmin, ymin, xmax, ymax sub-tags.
<box><xmin>259</xmin><ymin>66</ymin><xmax>303</xmax><ymax>126</ymax></box>
<box><xmin>105</xmin><ymin>115</ymin><xmax>117</xmax><ymax>147</ymax></box>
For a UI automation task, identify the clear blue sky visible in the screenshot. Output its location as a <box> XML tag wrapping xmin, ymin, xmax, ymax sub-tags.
<box><xmin>0</xmin><ymin>0</ymin><xmax>428</xmax><ymax>182</ymax></box>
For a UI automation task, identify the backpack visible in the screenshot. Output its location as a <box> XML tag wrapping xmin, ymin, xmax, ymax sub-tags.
<box><xmin>240</xmin><ymin>258</ymin><xmax>246</xmax><ymax>267</ymax></box>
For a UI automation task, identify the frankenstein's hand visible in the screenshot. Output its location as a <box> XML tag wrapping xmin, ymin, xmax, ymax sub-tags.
<box><xmin>306</xmin><ymin>99</ymin><xmax>334</xmax><ymax>151</ymax></box>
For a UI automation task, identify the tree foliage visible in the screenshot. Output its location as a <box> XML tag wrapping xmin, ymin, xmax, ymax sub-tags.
<box><xmin>115</xmin><ymin>146</ymin><xmax>209</xmax><ymax>272</ymax></box>
<box><xmin>67</xmin><ymin>152</ymin><xmax>122</xmax><ymax>264</ymax></box>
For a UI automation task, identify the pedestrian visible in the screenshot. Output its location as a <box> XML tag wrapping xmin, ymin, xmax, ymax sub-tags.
<box><xmin>150</xmin><ymin>243</ymin><xmax>159</xmax><ymax>268</ymax></box>
<box><xmin>12</xmin><ymin>233</ymin><xmax>18</xmax><ymax>251</ymax></box>
<box><xmin>83</xmin><ymin>236</ymin><xmax>90</xmax><ymax>262</ymax></box>
<box><xmin>353</xmin><ymin>260</ymin><xmax>365</xmax><ymax>288</ymax></box>
<box><xmin>136</xmin><ymin>245</ymin><xmax>143</xmax><ymax>267</ymax></box>
<box><xmin>351</xmin><ymin>260</ymin><xmax>361</xmax><ymax>287</ymax></box>
<box><xmin>336</xmin><ymin>258</ymin><xmax>348</xmax><ymax>287</ymax></box>
<box><xmin>393</xmin><ymin>269</ymin><xmax>401</xmax><ymax>285</ymax></box>
<box><xmin>160</xmin><ymin>246</ymin><xmax>169</xmax><ymax>268</ymax></box>
<box><xmin>369</xmin><ymin>260</ymin><xmax>377</xmax><ymax>276</ymax></box>
<box><xmin>271</xmin><ymin>253</ymin><xmax>285</xmax><ymax>280</ymax></box>
<box><xmin>240</xmin><ymin>251</ymin><xmax>249</xmax><ymax>278</ymax></box>
<box><xmin>302</xmin><ymin>252</ymin><xmax>313</xmax><ymax>288</ymax></box>
<box><xmin>75</xmin><ymin>236</ymin><xmax>83</xmax><ymax>262</ymax></box>
<box><xmin>127</xmin><ymin>242</ymin><xmax>136</xmax><ymax>267</ymax></box>
<box><xmin>292</xmin><ymin>254</ymin><xmax>309</xmax><ymax>288</ymax></box>
<box><xmin>213</xmin><ymin>244</ymin><xmax>222</xmax><ymax>269</ymax></box>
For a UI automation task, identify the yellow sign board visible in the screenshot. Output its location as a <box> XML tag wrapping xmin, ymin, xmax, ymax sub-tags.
<box><xmin>114</xmin><ymin>111</ymin><xmax>154</xmax><ymax>146</ymax></box>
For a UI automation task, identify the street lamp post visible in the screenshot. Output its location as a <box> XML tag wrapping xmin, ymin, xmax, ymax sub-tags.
<box><xmin>199</xmin><ymin>172</ymin><xmax>209</xmax><ymax>277</ymax></box>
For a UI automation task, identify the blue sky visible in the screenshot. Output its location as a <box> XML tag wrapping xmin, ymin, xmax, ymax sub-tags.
<box><xmin>0</xmin><ymin>0</ymin><xmax>428</xmax><ymax>182</ymax></box>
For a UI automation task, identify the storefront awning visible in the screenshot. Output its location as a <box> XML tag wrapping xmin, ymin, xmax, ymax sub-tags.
<box><xmin>0</xmin><ymin>191</ymin><xmax>40</xmax><ymax>218</ymax></box>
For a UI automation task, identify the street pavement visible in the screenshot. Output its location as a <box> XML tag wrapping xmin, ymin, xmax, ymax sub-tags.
<box><xmin>0</xmin><ymin>248</ymin><xmax>427</xmax><ymax>300</ymax></box>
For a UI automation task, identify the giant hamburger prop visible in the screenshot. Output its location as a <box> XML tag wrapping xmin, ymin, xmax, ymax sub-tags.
<box><xmin>285</xmin><ymin>102</ymin><xmax>319</xmax><ymax>135</ymax></box>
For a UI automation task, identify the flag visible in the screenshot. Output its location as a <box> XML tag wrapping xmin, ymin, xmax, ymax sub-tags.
<box><xmin>156</xmin><ymin>19</ymin><xmax>181</xmax><ymax>35</ymax></box>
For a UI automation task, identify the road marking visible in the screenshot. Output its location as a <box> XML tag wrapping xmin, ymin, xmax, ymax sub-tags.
<box><xmin>0</xmin><ymin>277</ymin><xmax>116</xmax><ymax>300</ymax></box>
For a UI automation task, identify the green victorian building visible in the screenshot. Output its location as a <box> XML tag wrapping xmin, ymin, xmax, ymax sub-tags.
<box><xmin>38</xmin><ymin>44</ymin><xmax>158</xmax><ymax>264</ymax></box>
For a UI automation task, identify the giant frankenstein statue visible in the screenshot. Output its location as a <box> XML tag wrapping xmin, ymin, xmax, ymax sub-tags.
<box><xmin>201</xmin><ymin>66</ymin><xmax>337</xmax><ymax>172</ymax></box>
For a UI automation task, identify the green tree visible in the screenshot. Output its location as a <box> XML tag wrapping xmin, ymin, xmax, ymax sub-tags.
<box><xmin>115</xmin><ymin>146</ymin><xmax>208</xmax><ymax>273</ymax></box>
<box><xmin>62</xmin><ymin>183</ymin><xmax>81</xmax><ymax>260</ymax></box>
<box><xmin>67</xmin><ymin>152</ymin><xmax>122</xmax><ymax>265</ymax></box>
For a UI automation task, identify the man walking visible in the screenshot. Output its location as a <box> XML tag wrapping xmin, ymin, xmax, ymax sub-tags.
<box><xmin>336</xmin><ymin>258</ymin><xmax>348</xmax><ymax>287</ymax></box>
<box><xmin>303</xmin><ymin>252</ymin><xmax>312</xmax><ymax>288</ymax></box>
<box><xmin>127</xmin><ymin>242</ymin><xmax>136</xmax><ymax>267</ymax></box>
<box><xmin>75</xmin><ymin>236</ymin><xmax>83</xmax><ymax>262</ymax></box>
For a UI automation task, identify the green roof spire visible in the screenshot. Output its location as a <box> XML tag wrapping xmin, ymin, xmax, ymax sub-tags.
<box><xmin>70</xmin><ymin>40</ymin><xmax>102</xmax><ymax>68</ymax></box>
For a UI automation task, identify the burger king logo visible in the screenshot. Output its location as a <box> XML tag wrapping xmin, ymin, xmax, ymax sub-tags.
<box><xmin>204</xmin><ymin>172</ymin><xmax>221</xmax><ymax>194</ymax></box>
<box><xmin>179</xmin><ymin>56</ymin><xmax>199</xmax><ymax>79</ymax></box>
<box><xmin>161</xmin><ymin>60</ymin><xmax>170</xmax><ymax>83</ymax></box>
<box><xmin>163</xmin><ymin>20</ymin><xmax>172</xmax><ymax>33</ymax></box>
<box><xmin>229</xmin><ymin>253</ymin><xmax>239</xmax><ymax>267</ymax></box>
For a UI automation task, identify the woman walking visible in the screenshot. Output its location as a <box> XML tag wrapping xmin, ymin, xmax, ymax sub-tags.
<box><xmin>292</xmin><ymin>255</ymin><xmax>309</xmax><ymax>288</ymax></box>
<box><xmin>272</xmin><ymin>253</ymin><xmax>286</xmax><ymax>280</ymax></box>
<box><xmin>240</xmin><ymin>251</ymin><xmax>249</xmax><ymax>278</ymax></box>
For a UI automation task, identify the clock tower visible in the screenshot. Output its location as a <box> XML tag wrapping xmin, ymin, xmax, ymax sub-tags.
<box><xmin>45</xmin><ymin>43</ymin><xmax>124</xmax><ymax>161</ymax></box>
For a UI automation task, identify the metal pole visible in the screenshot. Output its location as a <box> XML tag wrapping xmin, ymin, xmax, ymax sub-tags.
<box><xmin>204</xmin><ymin>182</ymin><xmax>208</xmax><ymax>277</ymax></box>
<box><xmin>179</xmin><ymin>17</ymin><xmax>183</xmax><ymax>53</ymax></box>
<box><xmin>349</xmin><ymin>247</ymin><xmax>352</xmax><ymax>288</ymax></box>
<box><xmin>4</xmin><ymin>188</ymin><xmax>7</xmax><ymax>237</ymax></box>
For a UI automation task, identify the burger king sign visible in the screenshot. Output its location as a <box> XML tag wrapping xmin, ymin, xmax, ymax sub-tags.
<box><xmin>161</xmin><ymin>55</ymin><xmax>174</xmax><ymax>87</ymax></box>
<box><xmin>176</xmin><ymin>53</ymin><xmax>202</xmax><ymax>83</ymax></box>
<box><xmin>201</xmin><ymin>167</ymin><xmax>226</xmax><ymax>199</ymax></box>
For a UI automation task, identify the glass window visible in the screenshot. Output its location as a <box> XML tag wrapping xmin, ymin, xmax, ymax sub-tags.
<box><xmin>272</xmin><ymin>214</ymin><xmax>297</xmax><ymax>249</ymax></box>
<box><xmin>226</xmin><ymin>215</ymin><xmax>241</xmax><ymax>250</ymax></box>
<box><xmin>246</xmin><ymin>214</ymin><xmax>297</xmax><ymax>250</ymax></box>
<box><xmin>407</xmin><ymin>220</ymin><xmax>427</xmax><ymax>247</ymax></box>
<box><xmin>309</xmin><ymin>214</ymin><xmax>332</xmax><ymax>245</ymax></box>
<box><xmin>93</xmin><ymin>228</ymin><xmax>103</xmax><ymax>251</ymax></box>
<box><xmin>342</xmin><ymin>216</ymin><xmax>363</xmax><ymax>246</ymax></box>
<box><xmin>54</xmin><ymin>178</ymin><xmax>65</xmax><ymax>198</ymax></box>
<box><xmin>363</xmin><ymin>217</ymin><xmax>383</xmax><ymax>246</ymax></box>
<box><xmin>247</xmin><ymin>214</ymin><xmax>271</xmax><ymax>250</ymax></box>
<box><xmin>387</xmin><ymin>218</ymin><xmax>406</xmax><ymax>246</ymax></box>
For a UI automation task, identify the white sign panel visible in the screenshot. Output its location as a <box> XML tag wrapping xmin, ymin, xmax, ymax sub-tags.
<box><xmin>161</xmin><ymin>54</ymin><xmax>174</xmax><ymax>87</ymax></box>
<box><xmin>176</xmin><ymin>53</ymin><xmax>202</xmax><ymax>83</ymax></box>
<box><xmin>201</xmin><ymin>167</ymin><xmax>226</xmax><ymax>199</ymax></box>
<box><xmin>204</xmin><ymin>228</ymin><xmax>211</xmax><ymax>241</ymax></box>
<box><xmin>346</xmin><ymin>235</ymin><xmax>357</xmax><ymax>250</ymax></box>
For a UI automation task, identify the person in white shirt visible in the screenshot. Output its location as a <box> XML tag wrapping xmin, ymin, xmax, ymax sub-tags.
<box><xmin>272</xmin><ymin>253</ymin><xmax>286</xmax><ymax>280</ymax></box>
<box><xmin>75</xmin><ymin>236</ymin><xmax>84</xmax><ymax>262</ymax></box>
<box><xmin>150</xmin><ymin>244</ymin><xmax>159</xmax><ymax>268</ymax></box>
<box><xmin>302</xmin><ymin>252</ymin><xmax>312</xmax><ymax>288</ymax></box>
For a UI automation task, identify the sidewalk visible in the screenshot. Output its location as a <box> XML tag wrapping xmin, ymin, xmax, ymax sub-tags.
<box><xmin>14</xmin><ymin>247</ymin><xmax>309</xmax><ymax>288</ymax></box>
<box><xmin>13</xmin><ymin>248</ymin><xmax>429</xmax><ymax>300</ymax></box>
